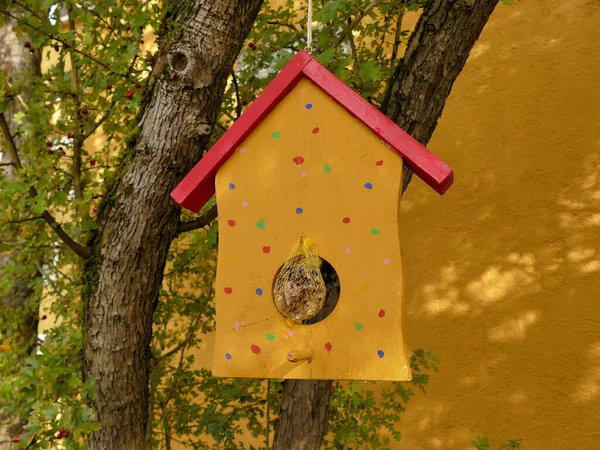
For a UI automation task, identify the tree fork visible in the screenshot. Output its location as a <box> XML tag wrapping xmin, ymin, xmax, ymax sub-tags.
<box><xmin>81</xmin><ymin>2</ymin><xmax>263</xmax><ymax>449</ymax></box>
<box><xmin>272</xmin><ymin>0</ymin><xmax>500</xmax><ymax>448</ymax></box>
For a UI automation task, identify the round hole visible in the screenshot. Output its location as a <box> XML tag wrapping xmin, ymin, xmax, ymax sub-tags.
<box><xmin>171</xmin><ymin>52</ymin><xmax>188</xmax><ymax>71</ymax></box>
<box><xmin>272</xmin><ymin>257</ymin><xmax>340</xmax><ymax>325</ymax></box>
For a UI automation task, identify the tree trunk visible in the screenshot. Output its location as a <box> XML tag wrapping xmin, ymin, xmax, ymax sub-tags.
<box><xmin>272</xmin><ymin>0</ymin><xmax>499</xmax><ymax>448</ymax></box>
<box><xmin>82</xmin><ymin>2</ymin><xmax>262</xmax><ymax>450</ymax></box>
<box><xmin>0</xmin><ymin>16</ymin><xmax>41</xmax><ymax>447</ymax></box>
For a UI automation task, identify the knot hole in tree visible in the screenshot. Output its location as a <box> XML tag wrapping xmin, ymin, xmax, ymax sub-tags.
<box><xmin>169</xmin><ymin>50</ymin><xmax>190</xmax><ymax>73</ymax></box>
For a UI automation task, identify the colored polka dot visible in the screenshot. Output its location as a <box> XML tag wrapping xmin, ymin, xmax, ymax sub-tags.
<box><xmin>239</xmin><ymin>147</ymin><xmax>247</xmax><ymax>153</ymax></box>
<box><xmin>250</xmin><ymin>344</ymin><xmax>261</xmax><ymax>354</ymax></box>
<box><xmin>354</xmin><ymin>322</ymin><xmax>363</xmax><ymax>331</ymax></box>
<box><xmin>322</xmin><ymin>164</ymin><xmax>331</xmax><ymax>173</ymax></box>
<box><xmin>342</xmin><ymin>217</ymin><xmax>351</xmax><ymax>224</ymax></box>
<box><xmin>256</xmin><ymin>288</ymin><xmax>263</xmax><ymax>296</ymax></box>
<box><xmin>256</xmin><ymin>219</ymin><xmax>266</xmax><ymax>229</ymax></box>
<box><xmin>230</xmin><ymin>256</ymin><xmax>238</xmax><ymax>263</ymax></box>
<box><xmin>234</xmin><ymin>321</ymin><xmax>240</xmax><ymax>328</ymax></box>
<box><xmin>305</xmin><ymin>103</ymin><xmax>313</xmax><ymax>109</ymax></box>
<box><xmin>271</xmin><ymin>131</ymin><xmax>281</xmax><ymax>139</ymax></box>
<box><xmin>345</xmin><ymin>248</ymin><xmax>351</xmax><ymax>254</ymax></box>
<box><xmin>296</xmin><ymin>207</ymin><xmax>303</xmax><ymax>214</ymax></box>
<box><xmin>266</xmin><ymin>332</ymin><xmax>276</xmax><ymax>341</ymax></box>
<box><xmin>300</xmin><ymin>171</ymin><xmax>307</xmax><ymax>178</ymax></box>
<box><xmin>242</xmin><ymin>201</ymin><xmax>249</xmax><ymax>207</ymax></box>
<box><xmin>287</xmin><ymin>330</ymin><xmax>294</xmax><ymax>337</ymax></box>
<box><xmin>324</xmin><ymin>342</ymin><xmax>333</xmax><ymax>352</ymax></box>
<box><xmin>360</xmin><ymin>283</ymin><xmax>369</xmax><ymax>291</ymax></box>
<box><xmin>262</xmin><ymin>246</ymin><xmax>271</xmax><ymax>254</ymax></box>
<box><xmin>383</xmin><ymin>258</ymin><xmax>390</xmax><ymax>264</ymax></box>
<box><xmin>377</xmin><ymin>350</ymin><xmax>385</xmax><ymax>358</ymax></box>
<box><xmin>224</xmin><ymin>287</ymin><xmax>233</xmax><ymax>294</ymax></box>
<box><xmin>225</xmin><ymin>353</ymin><xmax>232</xmax><ymax>360</ymax></box>
<box><xmin>227</xmin><ymin>219</ymin><xmax>236</xmax><ymax>227</ymax></box>
<box><xmin>364</xmin><ymin>182</ymin><xmax>373</xmax><ymax>190</ymax></box>
<box><xmin>229</xmin><ymin>183</ymin><xmax>235</xmax><ymax>190</ymax></box>
<box><xmin>378</xmin><ymin>309</ymin><xmax>386</xmax><ymax>318</ymax></box>
<box><xmin>376</xmin><ymin>160</ymin><xmax>384</xmax><ymax>166</ymax></box>
<box><xmin>293</xmin><ymin>156</ymin><xmax>305</xmax><ymax>165</ymax></box>
<box><xmin>371</xmin><ymin>228</ymin><xmax>380</xmax><ymax>235</ymax></box>
<box><xmin>312</xmin><ymin>127</ymin><xmax>320</xmax><ymax>134</ymax></box>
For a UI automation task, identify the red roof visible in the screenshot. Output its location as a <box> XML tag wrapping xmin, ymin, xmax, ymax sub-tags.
<box><xmin>171</xmin><ymin>50</ymin><xmax>454</xmax><ymax>213</ymax></box>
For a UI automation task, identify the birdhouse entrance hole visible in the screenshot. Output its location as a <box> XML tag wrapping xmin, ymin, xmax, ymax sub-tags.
<box><xmin>272</xmin><ymin>257</ymin><xmax>340</xmax><ymax>325</ymax></box>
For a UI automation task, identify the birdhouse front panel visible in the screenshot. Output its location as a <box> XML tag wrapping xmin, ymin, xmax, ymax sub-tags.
<box><xmin>212</xmin><ymin>77</ymin><xmax>411</xmax><ymax>381</ymax></box>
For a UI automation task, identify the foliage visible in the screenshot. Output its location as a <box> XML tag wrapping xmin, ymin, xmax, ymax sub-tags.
<box><xmin>473</xmin><ymin>436</ymin><xmax>522</xmax><ymax>450</ymax></box>
<box><xmin>0</xmin><ymin>0</ymin><xmax>520</xmax><ymax>449</ymax></box>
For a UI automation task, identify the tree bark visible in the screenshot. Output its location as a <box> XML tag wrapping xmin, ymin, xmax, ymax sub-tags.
<box><xmin>82</xmin><ymin>2</ymin><xmax>262</xmax><ymax>450</ymax></box>
<box><xmin>272</xmin><ymin>0</ymin><xmax>499</xmax><ymax>448</ymax></box>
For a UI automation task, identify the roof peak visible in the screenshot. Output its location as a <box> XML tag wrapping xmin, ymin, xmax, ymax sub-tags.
<box><xmin>171</xmin><ymin>50</ymin><xmax>453</xmax><ymax>213</ymax></box>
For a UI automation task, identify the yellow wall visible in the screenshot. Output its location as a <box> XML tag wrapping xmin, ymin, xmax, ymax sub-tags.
<box><xmin>396</xmin><ymin>0</ymin><xmax>600</xmax><ymax>448</ymax></box>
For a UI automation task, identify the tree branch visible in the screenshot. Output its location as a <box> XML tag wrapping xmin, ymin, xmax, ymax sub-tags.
<box><xmin>331</xmin><ymin>0</ymin><xmax>381</xmax><ymax>49</ymax></box>
<box><xmin>1</xmin><ymin>215</ymin><xmax>44</xmax><ymax>224</ymax></box>
<box><xmin>231</xmin><ymin>70</ymin><xmax>242</xmax><ymax>119</ymax></box>
<box><xmin>0</xmin><ymin>113</ymin><xmax>90</xmax><ymax>258</ymax></box>
<box><xmin>390</xmin><ymin>0</ymin><xmax>405</xmax><ymax>62</ymax></box>
<box><xmin>175</xmin><ymin>204</ymin><xmax>218</xmax><ymax>236</ymax></box>
<box><xmin>267</xmin><ymin>20</ymin><xmax>299</xmax><ymax>31</ymax></box>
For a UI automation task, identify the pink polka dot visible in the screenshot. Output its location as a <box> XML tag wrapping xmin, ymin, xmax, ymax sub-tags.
<box><xmin>288</xmin><ymin>330</ymin><xmax>294</xmax><ymax>337</ymax></box>
<box><xmin>242</xmin><ymin>201</ymin><xmax>248</xmax><ymax>207</ymax></box>
<box><xmin>345</xmin><ymin>248</ymin><xmax>351</xmax><ymax>254</ymax></box>
<box><xmin>239</xmin><ymin>147</ymin><xmax>247</xmax><ymax>153</ymax></box>
<box><xmin>383</xmin><ymin>258</ymin><xmax>390</xmax><ymax>264</ymax></box>
<box><xmin>300</xmin><ymin>172</ymin><xmax>306</xmax><ymax>178</ymax></box>
<box><xmin>234</xmin><ymin>321</ymin><xmax>240</xmax><ymax>328</ymax></box>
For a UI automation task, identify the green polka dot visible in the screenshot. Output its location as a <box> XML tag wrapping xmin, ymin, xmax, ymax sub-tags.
<box><xmin>322</xmin><ymin>164</ymin><xmax>331</xmax><ymax>173</ymax></box>
<box><xmin>371</xmin><ymin>228</ymin><xmax>380</xmax><ymax>235</ymax></box>
<box><xmin>257</xmin><ymin>219</ymin><xmax>266</xmax><ymax>229</ymax></box>
<box><xmin>271</xmin><ymin>131</ymin><xmax>281</xmax><ymax>139</ymax></box>
<box><xmin>266</xmin><ymin>332</ymin><xmax>276</xmax><ymax>341</ymax></box>
<box><xmin>354</xmin><ymin>322</ymin><xmax>363</xmax><ymax>331</ymax></box>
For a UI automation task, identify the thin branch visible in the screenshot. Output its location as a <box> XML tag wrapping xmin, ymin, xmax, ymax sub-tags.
<box><xmin>0</xmin><ymin>113</ymin><xmax>90</xmax><ymax>258</ymax></box>
<box><xmin>390</xmin><ymin>1</ymin><xmax>406</xmax><ymax>62</ymax></box>
<box><xmin>66</xmin><ymin>5</ymin><xmax>85</xmax><ymax>219</ymax></box>
<box><xmin>231</xmin><ymin>71</ymin><xmax>242</xmax><ymax>119</ymax></box>
<box><xmin>0</xmin><ymin>162</ymin><xmax>14</xmax><ymax>167</ymax></box>
<box><xmin>0</xmin><ymin>8</ymin><xmax>137</xmax><ymax>84</ymax></box>
<box><xmin>80</xmin><ymin>4</ymin><xmax>119</xmax><ymax>39</ymax></box>
<box><xmin>1</xmin><ymin>215</ymin><xmax>44</xmax><ymax>224</ymax></box>
<box><xmin>347</xmin><ymin>18</ymin><xmax>359</xmax><ymax>64</ymax></box>
<box><xmin>155</xmin><ymin>313</ymin><xmax>203</xmax><ymax>362</ymax></box>
<box><xmin>331</xmin><ymin>0</ymin><xmax>381</xmax><ymax>49</ymax></box>
<box><xmin>176</xmin><ymin>203</ymin><xmax>218</xmax><ymax>236</ymax></box>
<box><xmin>267</xmin><ymin>20</ymin><xmax>299</xmax><ymax>31</ymax></box>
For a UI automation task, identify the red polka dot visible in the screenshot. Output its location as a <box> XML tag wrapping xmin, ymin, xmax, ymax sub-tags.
<box><xmin>262</xmin><ymin>246</ymin><xmax>271</xmax><ymax>254</ymax></box>
<box><xmin>378</xmin><ymin>309</ymin><xmax>386</xmax><ymax>318</ymax></box>
<box><xmin>227</xmin><ymin>220</ymin><xmax>236</xmax><ymax>227</ymax></box>
<box><xmin>293</xmin><ymin>156</ymin><xmax>304</xmax><ymax>165</ymax></box>
<box><xmin>224</xmin><ymin>287</ymin><xmax>233</xmax><ymax>294</ymax></box>
<box><xmin>312</xmin><ymin>127</ymin><xmax>320</xmax><ymax>134</ymax></box>
<box><xmin>342</xmin><ymin>217</ymin><xmax>351</xmax><ymax>224</ymax></box>
<box><xmin>250</xmin><ymin>344</ymin><xmax>261</xmax><ymax>354</ymax></box>
<box><xmin>376</xmin><ymin>160</ymin><xmax>384</xmax><ymax>166</ymax></box>
<box><xmin>324</xmin><ymin>342</ymin><xmax>332</xmax><ymax>352</ymax></box>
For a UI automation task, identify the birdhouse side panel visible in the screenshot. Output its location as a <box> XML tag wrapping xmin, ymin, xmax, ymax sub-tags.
<box><xmin>212</xmin><ymin>77</ymin><xmax>410</xmax><ymax>381</ymax></box>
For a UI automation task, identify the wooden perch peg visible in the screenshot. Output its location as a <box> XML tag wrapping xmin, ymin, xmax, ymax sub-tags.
<box><xmin>287</xmin><ymin>347</ymin><xmax>314</xmax><ymax>363</ymax></box>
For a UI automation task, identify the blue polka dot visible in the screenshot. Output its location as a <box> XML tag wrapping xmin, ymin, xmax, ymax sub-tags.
<box><xmin>229</xmin><ymin>183</ymin><xmax>235</xmax><ymax>190</ymax></box>
<box><xmin>377</xmin><ymin>350</ymin><xmax>384</xmax><ymax>358</ymax></box>
<box><xmin>296</xmin><ymin>207</ymin><xmax>303</xmax><ymax>214</ymax></box>
<box><xmin>225</xmin><ymin>353</ymin><xmax>232</xmax><ymax>360</ymax></box>
<box><xmin>364</xmin><ymin>182</ymin><xmax>373</xmax><ymax>190</ymax></box>
<box><xmin>255</xmin><ymin>288</ymin><xmax>263</xmax><ymax>296</ymax></box>
<box><xmin>305</xmin><ymin>103</ymin><xmax>313</xmax><ymax>109</ymax></box>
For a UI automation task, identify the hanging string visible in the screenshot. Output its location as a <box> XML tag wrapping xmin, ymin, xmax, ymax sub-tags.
<box><xmin>306</xmin><ymin>0</ymin><xmax>313</xmax><ymax>53</ymax></box>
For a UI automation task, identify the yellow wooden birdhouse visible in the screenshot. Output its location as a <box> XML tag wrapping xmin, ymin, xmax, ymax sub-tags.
<box><xmin>171</xmin><ymin>51</ymin><xmax>453</xmax><ymax>381</ymax></box>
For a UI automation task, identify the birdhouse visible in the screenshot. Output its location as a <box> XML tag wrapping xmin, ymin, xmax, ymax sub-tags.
<box><xmin>171</xmin><ymin>50</ymin><xmax>453</xmax><ymax>381</ymax></box>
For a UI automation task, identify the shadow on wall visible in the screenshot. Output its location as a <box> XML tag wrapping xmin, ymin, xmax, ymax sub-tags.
<box><xmin>395</xmin><ymin>0</ymin><xmax>600</xmax><ymax>449</ymax></box>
